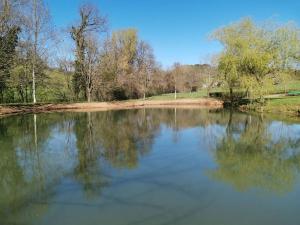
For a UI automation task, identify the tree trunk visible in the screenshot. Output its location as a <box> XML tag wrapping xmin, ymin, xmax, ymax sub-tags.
<box><xmin>32</xmin><ymin>67</ymin><xmax>36</xmax><ymax>103</ymax></box>
<box><xmin>32</xmin><ymin>0</ymin><xmax>38</xmax><ymax>104</ymax></box>
<box><xmin>86</xmin><ymin>73</ymin><xmax>92</xmax><ymax>102</ymax></box>
<box><xmin>207</xmin><ymin>86</ymin><xmax>211</xmax><ymax>98</ymax></box>
<box><xmin>207</xmin><ymin>71</ymin><xmax>211</xmax><ymax>97</ymax></box>
<box><xmin>25</xmin><ymin>85</ymin><xmax>28</xmax><ymax>102</ymax></box>
<box><xmin>229</xmin><ymin>87</ymin><xmax>233</xmax><ymax>105</ymax></box>
<box><xmin>0</xmin><ymin>91</ymin><xmax>3</xmax><ymax>103</ymax></box>
<box><xmin>87</xmin><ymin>92</ymin><xmax>91</xmax><ymax>102</ymax></box>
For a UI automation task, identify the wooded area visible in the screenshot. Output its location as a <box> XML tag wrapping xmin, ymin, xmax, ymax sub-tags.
<box><xmin>0</xmin><ymin>0</ymin><xmax>299</xmax><ymax>104</ymax></box>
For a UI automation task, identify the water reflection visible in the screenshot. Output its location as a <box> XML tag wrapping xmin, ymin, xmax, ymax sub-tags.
<box><xmin>209</xmin><ymin>110</ymin><xmax>300</xmax><ymax>193</ymax></box>
<box><xmin>0</xmin><ymin>109</ymin><xmax>300</xmax><ymax>225</ymax></box>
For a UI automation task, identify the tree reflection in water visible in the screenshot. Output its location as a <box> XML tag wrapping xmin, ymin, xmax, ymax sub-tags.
<box><xmin>0</xmin><ymin>109</ymin><xmax>300</xmax><ymax>224</ymax></box>
<box><xmin>209</xmin><ymin>110</ymin><xmax>300</xmax><ymax>194</ymax></box>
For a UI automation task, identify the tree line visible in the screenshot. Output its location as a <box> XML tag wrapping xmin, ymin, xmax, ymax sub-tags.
<box><xmin>0</xmin><ymin>1</ymin><xmax>299</xmax><ymax>104</ymax></box>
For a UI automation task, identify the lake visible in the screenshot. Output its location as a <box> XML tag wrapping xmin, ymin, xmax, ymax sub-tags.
<box><xmin>1</xmin><ymin>108</ymin><xmax>300</xmax><ymax>225</ymax></box>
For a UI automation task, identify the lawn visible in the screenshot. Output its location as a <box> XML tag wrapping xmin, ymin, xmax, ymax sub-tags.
<box><xmin>271</xmin><ymin>79</ymin><xmax>300</xmax><ymax>94</ymax></box>
<box><xmin>146</xmin><ymin>87</ymin><xmax>225</xmax><ymax>100</ymax></box>
<box><xmin>263</xmin><ymin>96</ymin><xmax>300</xmax><ymax>115</ymax></box>
<box><xmin>267</xmin><ymin>96</ymin><xmax>300</xmax><ymax>106</ymax></box>
<box><xmin>146</xmin><ymin>90</ymin><xmax>208</xmax><ymax>100</ymax></box>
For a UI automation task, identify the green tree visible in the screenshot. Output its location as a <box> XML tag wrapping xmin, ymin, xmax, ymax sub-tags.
<box><xmin>275</xmin><ymin>23</ymin><xmax>300</xmax><ymax>92</ymax></box>
<box><xmin>0</xmin><ymin>0</ymin><xmax>20</xmax><ymax>102</ymax></box>
<box><xmin>212</xmin><ymin>19</ymin><xmax>273</xmax><ymax>102</ymax></box>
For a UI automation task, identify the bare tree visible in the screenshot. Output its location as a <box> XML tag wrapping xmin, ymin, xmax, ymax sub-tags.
<box><xmin>136</xmin><ymin>40</ymin><xmax>155</xmax><ymax>100</ymax></box>
<box><xmin>173</xmin><ymin>63</ymin><xmax>181</xmax><ymax>99</ymax></box>
<box><xmin>21</xmin><ymin>0</ymin><xmax>52</xmax><ymax>103</ymax></box>
<box><xmin>70</xmin><ymin>3</ymin><xmax>107</xmax><ymax>101</ymax></box>
<box><xmin>85</xmin><ymin>36</ymin><xmax>100</xmax><ymax>102</ymax></box>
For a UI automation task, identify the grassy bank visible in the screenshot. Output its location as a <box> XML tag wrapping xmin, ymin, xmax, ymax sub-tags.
<box><xmin>239</xmin><ymin>96</ymin><xmax>300</xmax><ymax>116</ymax></box>
<box><xmin>264</xmin><ymin>96</ymin><xmax>300</xmax><ymax>114</ymax></box>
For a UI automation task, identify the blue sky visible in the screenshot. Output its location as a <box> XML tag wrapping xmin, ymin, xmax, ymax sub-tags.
<box><xmin>45</xmin><ymin>0</ymin><xmax>300</xmax><ymax>68</ymax></box>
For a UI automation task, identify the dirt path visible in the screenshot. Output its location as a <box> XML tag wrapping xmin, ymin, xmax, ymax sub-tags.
<box><xmin>0</xmin><ymin>98</ymin><xmax>223</xmax><ymax>116</ymax></box>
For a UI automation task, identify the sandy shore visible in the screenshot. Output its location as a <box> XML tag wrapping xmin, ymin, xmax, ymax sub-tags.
<box><xmin>0</xmin><ymin>98</ymin><xmax>223</xmax><ymax>116</ymax></box>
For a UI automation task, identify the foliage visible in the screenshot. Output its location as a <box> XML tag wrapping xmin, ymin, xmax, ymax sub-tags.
<box><xmin>0</xmin><ymin>26</ymin><xmax>19</xmax><ymax>99</ymax></box>
<box><xmin>0</xmin><ymin>0</ymin><xmax>20</xmax><ymax>100</ymax></box>
<box><xmin>212</xmin><ymin>18</ymin><xmax>300</xmax><ymax>104</ymax></box>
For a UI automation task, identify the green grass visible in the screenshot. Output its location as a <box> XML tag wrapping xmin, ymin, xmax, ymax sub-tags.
<box><xmin>262</xmin><ymin>96</ymin><xmax>300</xmax><ymax>115</ymax></box>
<box><xmin>146</xmin><ymin>87</ymin><xmax>225</xmax><ymax>100</ymax></box>
<box><xmin>267</xmin><ymin>96</ymin><xmax>300</xmax><ymax>106</ymax></box>
<box><xmin>270</xmin><ymin>79</ymin><xmax>300</xmax><ymax>94</ymax></box>
<box><xmin>146</xmin><ymin>90</ymin><xmax>208</xmax><ymax>100</ymax></box>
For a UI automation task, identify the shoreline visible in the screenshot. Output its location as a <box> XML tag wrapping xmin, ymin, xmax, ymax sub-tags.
<box><xmin>239</xmin><ymin>102</ymin><xmax>300</xmax><ymax>117</ymax></box>
<box><xmin>0</xmin><ymin>98</ymin><xmax>223</xmax><ymax>116</ymax></box>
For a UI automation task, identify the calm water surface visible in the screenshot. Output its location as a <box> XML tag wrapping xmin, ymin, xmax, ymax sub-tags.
<box><xmin>1</xmin><ymin>108</ymin><xmax>300</xmax><ymax>225</ymax></box>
